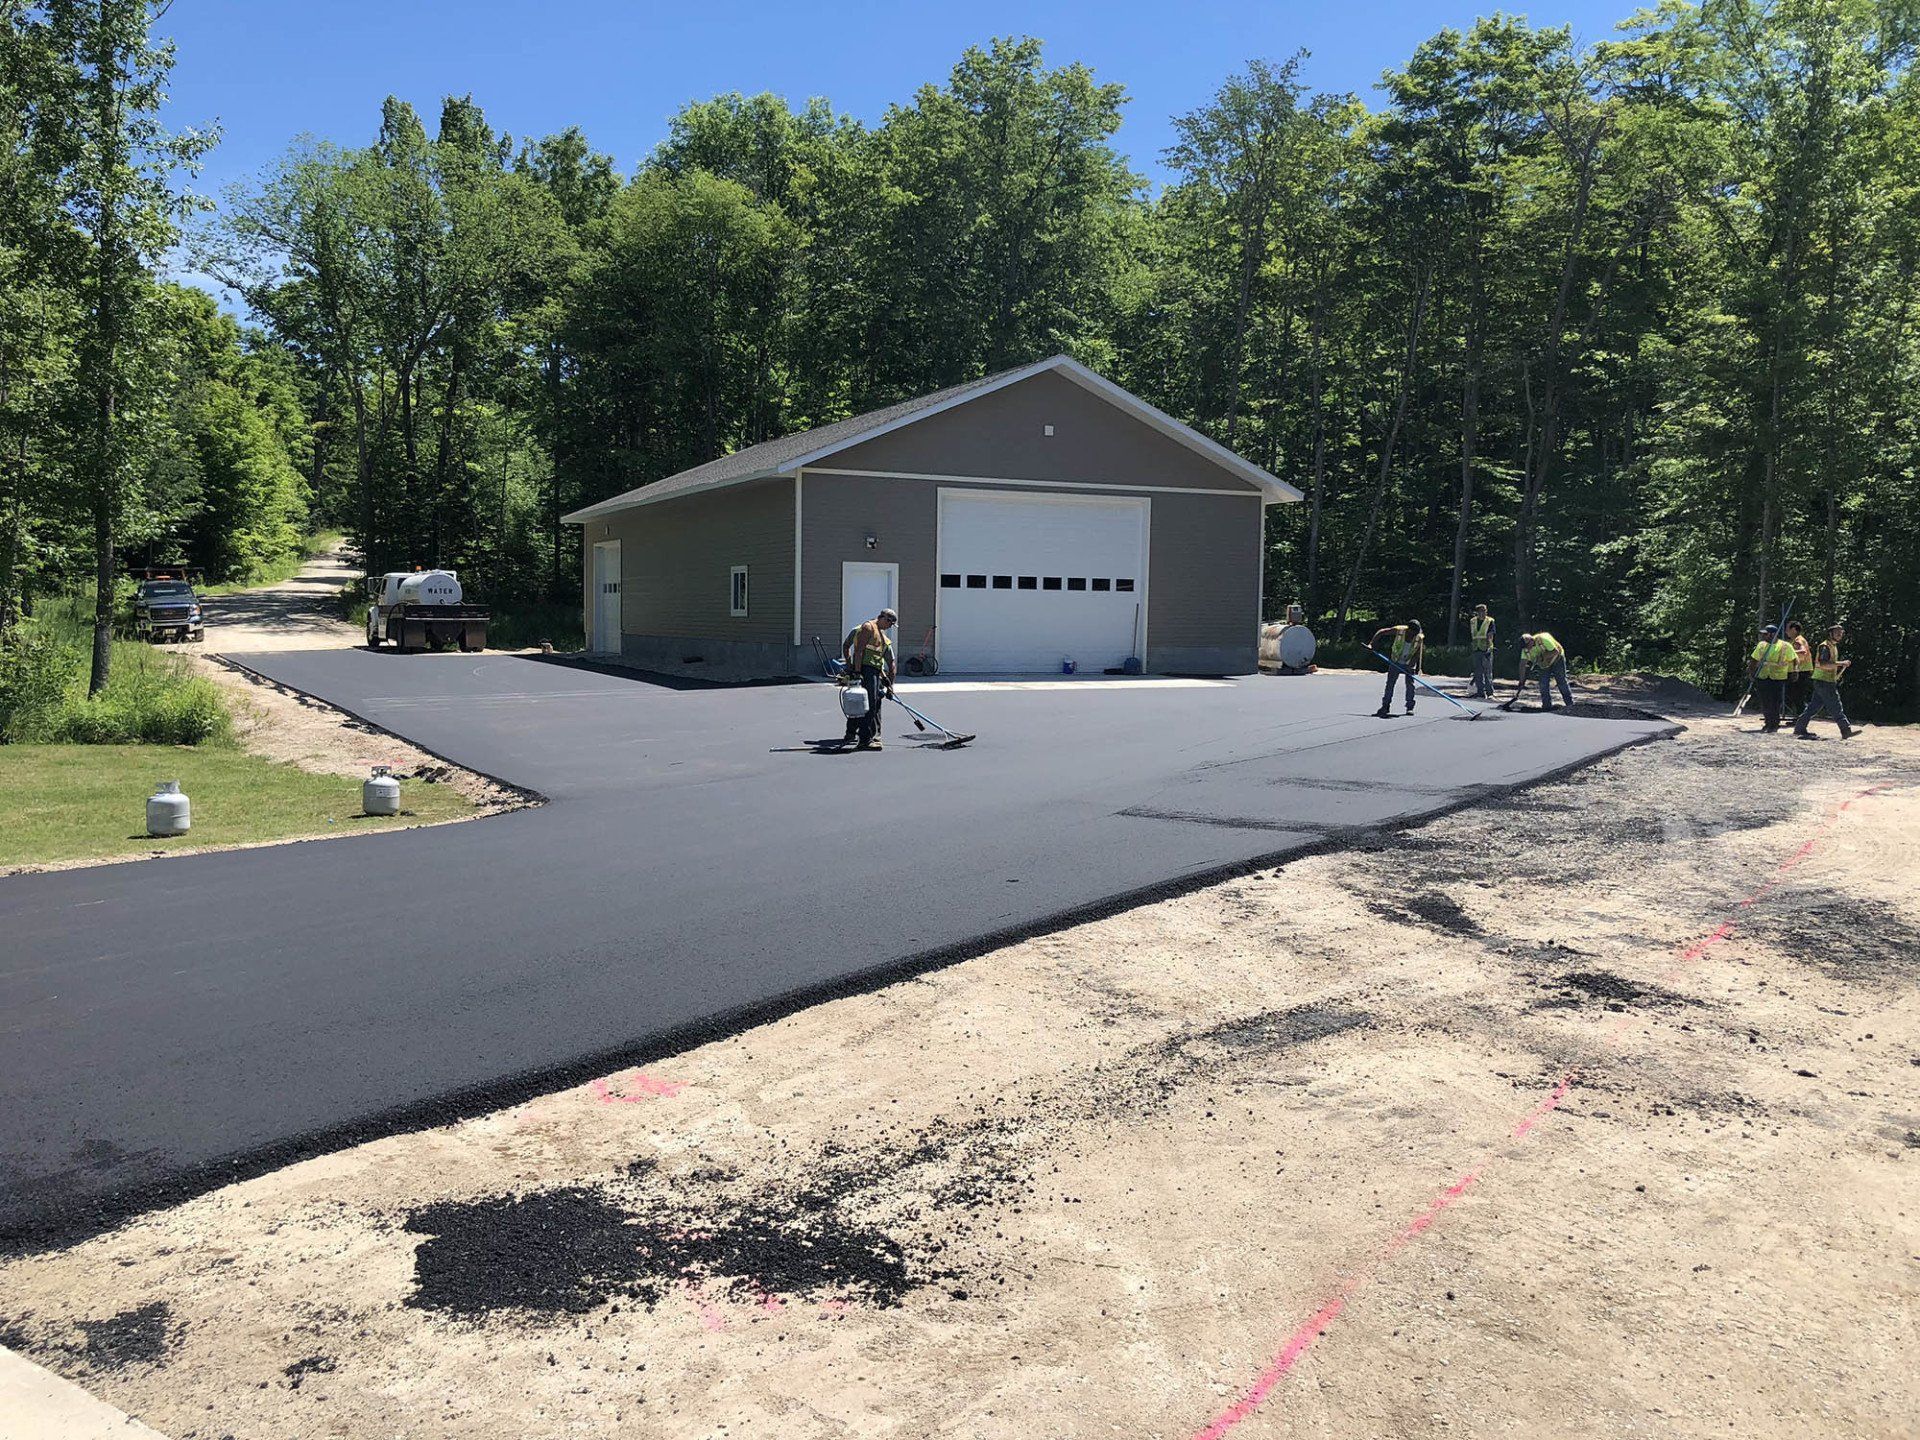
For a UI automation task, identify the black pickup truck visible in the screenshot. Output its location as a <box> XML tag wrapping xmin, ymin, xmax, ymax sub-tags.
<box><xmin>133</xmin><ymin>577</ymin><xmax>205</xmax><ymax>643</ymax></box>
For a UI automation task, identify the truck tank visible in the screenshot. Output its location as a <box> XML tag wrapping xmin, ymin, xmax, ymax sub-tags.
<box><xmin>396</xmin><ymin>570</ymin><xmax>463</xmax><ymax>607</ymax></box>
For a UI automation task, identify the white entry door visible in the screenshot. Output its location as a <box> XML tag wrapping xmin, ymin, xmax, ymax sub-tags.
<box><xmin>840</xmin><ymin>561</ymin><xmax>898</xmax><ymax>649</ymax></box>
<box><xmin>590</xmin><ymin>540</ymin><xmax>621</xmax><ymax>654</ymax></box>
<box><xmin>936</xmin><ymin>489</ymin><xmax>1148</xmax><ymax>672</ymax></box>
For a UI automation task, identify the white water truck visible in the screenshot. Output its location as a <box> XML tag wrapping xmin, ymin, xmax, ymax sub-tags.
<box><xmin>365</xmin><ymin>569</ymin><xmax>489</xmax><ymax>652</ymax></box>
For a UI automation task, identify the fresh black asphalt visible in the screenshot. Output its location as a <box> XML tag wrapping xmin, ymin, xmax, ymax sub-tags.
<box><xmin>0</xmin><ymin>654</ymin><xmax>1672</xmax><ymax>1247</ymax></box>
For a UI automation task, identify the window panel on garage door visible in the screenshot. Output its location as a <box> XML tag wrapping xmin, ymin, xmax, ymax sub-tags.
<box><xmin>936</xmin><ymin>490</ymin><xmax>1147</xmax><ymax>672</ymax></box>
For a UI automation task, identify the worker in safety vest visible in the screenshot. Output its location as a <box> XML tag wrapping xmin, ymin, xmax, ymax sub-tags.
<box><xmin>1468</xmin><ymin>604</ymin><xmax>1497</xmax><ymax>699</ymax></box>
<box><xmin>1745</xmin><ymin>622</ymin><xmax>1797</xmax><ymax>733</ymax></box>
<box><xmin>1371</xmin><ymin>620</ymin><xmax>1424</xmax><ymax>718</ymax></box>
<box><xmin>1793</xmin><ymin>623</ymin><xmax>1855</xmax><ymax>740</ymax></box>
<box><xmin>1783</xmin><ymin>619</ymin><xmax>1814</xmax><ymax>719</ymax></box>
<box><xmin>840</xmin><ymin>607</ymin><xmax>897</xmax><ymax>750</ymax></box>
<box><xmin>1513</xmin><ymin>631</ymin><xmax>1574</xmax><ymax>710</ymax></box>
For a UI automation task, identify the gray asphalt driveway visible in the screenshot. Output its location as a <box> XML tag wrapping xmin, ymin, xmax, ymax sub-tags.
<box><xmin>0</xmin><ymin>653</ymin><xmax>1671</xmax><ymax>1246</ymax></box>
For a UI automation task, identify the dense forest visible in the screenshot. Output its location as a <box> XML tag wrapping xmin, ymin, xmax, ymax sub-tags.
<box><xmin>4</xmin><ymin>0</ymin><xmax>1919</xmax><ymax>713</ymax></box>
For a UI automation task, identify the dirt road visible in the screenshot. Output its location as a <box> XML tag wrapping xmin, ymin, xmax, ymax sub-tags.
<box><xmin>200</xmin><ymin>548</ymin><xmax>363</xmax><ymax>654</ymax></box>
<box><xmin>2</xmin><ymin>702</ymin><xmax>1914</xmax><ymax>1439</ymax></box>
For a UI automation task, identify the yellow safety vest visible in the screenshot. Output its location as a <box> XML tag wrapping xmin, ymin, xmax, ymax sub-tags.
<box><xmin>1525</xmin><ymin>633</ymin><xmax>1563</xmax><ymax>668</ymax></box>
<box><xmin>1470</xmin><ymin>615</ymin><xmax>1494</xmax><ymax>652</ymax></box>
<box><xmin>1750</xmin><ymin>639</ymin><xmax>1794</xmax><ymax>681</ymax></box>
<box><xmin>1391</xmin><ymin>629</ymin><xmax>1420</xmax><ymax>667</ymax></box>
<box><xmin>1813</xmin><ymin>640</ymin><xmax>1843</xmax><ymax>683</ymax></box>
<box><xmin>853</xmin><ymin>623</ymin><xmax>892</xmax><ymax>671</ymax></box>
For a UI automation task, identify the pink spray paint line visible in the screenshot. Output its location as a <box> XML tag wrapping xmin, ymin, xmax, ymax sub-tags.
<box><xmin>1183</xmin><ymin>782</ymin><xmax>1889</xmax><ymax>1440</ymax></box>
<box><xmin>590</xmin><ymin>1070</ymin><xmax>686</xmax><ymax>1103</ymax></box>
<box><xmin>679</xmin><ymin>1282</ymin><xmax>728</xmax><ymax>1333</ymax></box>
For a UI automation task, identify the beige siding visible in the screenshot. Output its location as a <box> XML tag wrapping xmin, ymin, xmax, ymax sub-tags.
<box><xmin>585</xmin><ymin>477</ymin><xmax>794</xmax><ymax>643</ymax></box>
<box><xmin>1146</xmin><ymin>492</ymin><xmax>1263</xmax><ymax>667</ymax></box>
<box><xmin>827</xmin><ymin>369</ymin><xmax>1265</xmax><ymax>495</ymax></box>
<box><xmin>801</xmin><ymin>471</ymin><xmax>1260</xmax><ymax>670</ymax></box>
<box><xmin>799</xmin><ymin>472</ymin><xmax>937</xmax><ymax>647</ymax></box>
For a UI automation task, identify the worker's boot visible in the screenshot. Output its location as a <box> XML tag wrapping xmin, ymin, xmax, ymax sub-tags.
<box><xmin>1373</xmin><ymin>706</ymin><xmax>1391</xmax><ymax>719</ymax></box>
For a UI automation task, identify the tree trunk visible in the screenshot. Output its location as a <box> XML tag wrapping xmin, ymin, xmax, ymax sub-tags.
<box><xmin>1447</xmin><ymin>370</ymin><xmax>1478</xmax><ymax>646</ymax></box>
<box><xmin>1447</xmin><ymin>237</ymin><xmax>1484</xmax><ymax>646</ymax></box>
<box><xmin>86</xmin><ymin>0</ymin><xmax>128</xmax><ymax>697</ymax></box>
<box><xmin>1338</xmin><ymin>265</ymin><xmax>1431</xmax><ymax>627</ymax></box>
<box><xmin>1821</xmin><ymin>485</ymin><xmax>1837</xmax><ymax>621</ymax></box>
<box><xmin>1303</xmin><ymin>282</ymin><xmax>1327</xmax><ymax>616</ymax></box>
<box><xmin>0</xmin><ymin>359</ymin><xmax>18</xmax><ymax>635</ymax></box>
<box><xmin>543</xmin><ymin>345</ymin><xmax>564</xmax><ymax>599</ymax></box>
<box><xmin>399</xmin><ymin>361</ymin><xmax>420</xmax><ymax>563</ymax></box>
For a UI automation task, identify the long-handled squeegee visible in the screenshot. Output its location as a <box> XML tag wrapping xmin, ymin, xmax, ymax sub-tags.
<box><xmin>1733</xmin><ymin>596</ymin><xmax>1796</xmax><ymax>717</ymax></box>
<box><xmin>1371</xmin><ymin>651</ymin><xmax>1488</xmax><ymax>720</ymax></box>
<box><xmin>887</xmin><ymin>692</ymin><xmax>976</xmax><ymax>748</ymax></box>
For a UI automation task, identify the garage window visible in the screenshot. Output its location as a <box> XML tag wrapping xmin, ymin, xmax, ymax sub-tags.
<box><xmin>1067</xmin><ymin>577</ymin><xmax>1087</xmax><ymax>591</ymax></box>
<box><xmin>1043</xmin><ymin>577</ymin><xmax>1062</xmax><ymax>591</ymax></box>
<box><xmin>730</xmin><ymin>565</ymin><xmax>749</xmax><ymax>616</ymax></box>
<box><xmin>1017</xmin><ymin>576</ymin><xmax>1037</xmax><ymax>590</ymax></box>
<box><xmin>1116</xmin><ymin>578</ymin><xmax>1135</xmax><ymax>592</ymax></box>
<box><xmin>1092</xmin><ymin>578</ymin><xmax>1112</xmax><ymax>592</ymax></box>
<box><xmin>992</xmin><ymin>575</ymin><xmax>1013</xmax><ymax>589</ymax></box>
<box><xmin>967</xmin><ymin>574</ymin><xmax>987</xmax><ymax>589</ymax></box>
<box><xmin>941</xmin><ymin>573</ymin><xmax>962</xmax><ymax>588</ymax></box>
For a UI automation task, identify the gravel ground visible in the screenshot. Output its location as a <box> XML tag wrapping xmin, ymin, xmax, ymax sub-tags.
<box><xmin>2</xmin><ymin>696</ymin><xmax>1915</xmax><ymax>1439</ymax></box>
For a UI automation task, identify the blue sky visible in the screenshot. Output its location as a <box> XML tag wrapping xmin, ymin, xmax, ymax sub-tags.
<box><xmin>163</xmin><ymin>0</ymin><xmax>1640</xmax><ymax>203</ymax></box>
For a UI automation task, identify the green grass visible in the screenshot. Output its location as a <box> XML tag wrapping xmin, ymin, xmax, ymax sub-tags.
<box><xmin>0</xmin><ymin>743</ymin><xmax>479</xmax><ymax>869</ymax></box>
<box><xmin>2</xmin><ymin>602</ymin><xmax>232</xmax><ymax>745</ymax></box>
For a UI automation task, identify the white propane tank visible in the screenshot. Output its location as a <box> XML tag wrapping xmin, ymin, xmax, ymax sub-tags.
<box><xmin>839</xmin><ymin>685</ymin><xmax>869</xmax><ymax>719</ymax></box>
<box><xmin>363</xmin><ymin>764</ymin><xmax>401</xmax><ymax>816</ymax></box>
<box><xmin>146</xmin><ymin>780</ymin><xmax>190</xmax><ymax>837</ymax></box>
<box><xmin>1277</xmin><ymin>624</ymin><xmax>1318</xmax><ymax>669</ymax></box>
<box><xmin>395</xmin><ymin>569</ymin><xmax>462</xmax><ymax>607</ymax></box>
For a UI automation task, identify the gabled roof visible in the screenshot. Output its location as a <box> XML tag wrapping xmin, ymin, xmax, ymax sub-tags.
<box><xmin>561</xmin><ymin>354</ymin><xmax>1299</xmax><ymax>524</ymax></box>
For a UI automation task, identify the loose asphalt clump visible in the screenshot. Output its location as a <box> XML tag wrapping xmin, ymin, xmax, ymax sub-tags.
<box><xmin>74</xmin><ymin>1299</ymin><xmax>175</xmax><ymax>1370</ymax></box>
<box><xmin>1540</xmin><ymin>970</ymin><xmax>1702</xmax><ymax>1012</ymax></box>
<box><xmin>283</xmin><ymin>1353</ymin><xmax>336</xmax><ymax>1389</ymax></box>
<box><xmin>403</xmin><ymin>1179</ymin><xmax>926</xmax><ymax>1321</ymax></box>
<box><xmin>1179</xmin><ymin>1003</ymin><xmax>1375</xmax><ymax>1056</ymax></box>
<box><xmin>1739</xmin><ymin>892</ymin><xmax>1920</xmax><ymax>986</ymax></box>
<box><xmin>1368</xmin><ymin>889</ymin><xmax>1482</xmax><ymax>936</ymax></box>
<box><xmin>1121</xmin><ymin>1003</ymin><xmax>1375</xmax><ymax>1106</ymax></box>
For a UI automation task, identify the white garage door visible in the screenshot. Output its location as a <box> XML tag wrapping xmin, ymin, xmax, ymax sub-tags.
<box><xmin>936</xmin><ymin>489</ymin><xmax>1148</xmax><ymax>673</ymax></box>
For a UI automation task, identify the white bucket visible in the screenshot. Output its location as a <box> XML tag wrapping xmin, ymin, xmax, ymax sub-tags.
<box><xmin>839</xmin><ymin>685</ymin><xmax>869</xmax><ymax>719</ymax></box>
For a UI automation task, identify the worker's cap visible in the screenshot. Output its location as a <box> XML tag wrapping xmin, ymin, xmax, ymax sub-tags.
<box><xmin>1761</xmin><ymin>623</ymin><xmax>1778</xmax><ymax>634</ymax></box>
<box><xmin>877</xmin><ymin>607</ymin><xmax>898</xmax><ymax>622</ymax></box>
<box><xmin>1519</xmin><ymin>633</ymin><xmax>1534</xmax><ymax>643</ymax></box>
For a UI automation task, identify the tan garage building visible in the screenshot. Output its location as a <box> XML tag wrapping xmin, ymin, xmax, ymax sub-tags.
<box><xmin>563</xmin><ymin>355</ymin><xmax>1298</xmax><ymax>676</ymax></box>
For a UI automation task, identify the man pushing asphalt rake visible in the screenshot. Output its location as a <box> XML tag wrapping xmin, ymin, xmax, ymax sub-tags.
<box><xmin>1368</xmin><ymin>620</ymin><xmax>1489</xmax><ymax>721</ymax></box>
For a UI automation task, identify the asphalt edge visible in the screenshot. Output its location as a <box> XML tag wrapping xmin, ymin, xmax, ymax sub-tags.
<box><xmin>208</xmin><ymin>653</ymin><xmax>551</xmax><ymax>809</ymax></box>
<box><xmin>1</xmin><ymin>713</ymin><xmax>1680</xmax><ymax>1257</ymax></box>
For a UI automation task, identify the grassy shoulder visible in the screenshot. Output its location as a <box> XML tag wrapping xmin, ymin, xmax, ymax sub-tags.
<box><xmin>0</xmin><ymin>742</ymin><xmax>478</xmax><ymax>871</ymax></box>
